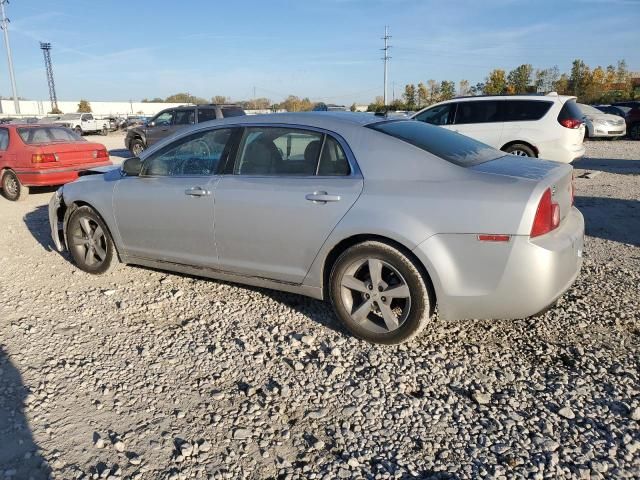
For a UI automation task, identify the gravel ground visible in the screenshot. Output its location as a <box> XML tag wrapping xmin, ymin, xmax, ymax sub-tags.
<box><xmin>0</xmin><ymin>138</ymin><xmax>638</xmax><ymax>480</ymax></box>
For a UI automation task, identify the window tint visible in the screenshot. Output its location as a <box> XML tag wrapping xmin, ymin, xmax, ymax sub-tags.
<box><xmin>18</xmin><ymin>127</ymin><xmax>84</xmax><ymax>144</ymax></box>
<box><xmin>0</xmin><ymin>129</ymin><xmax>8</xmax><ymax>150</ymax></box>
<box><xmin>414</xmin><ymin>104</ymin><xmax>453</xmax><ymax>126</ymax></box>
<box><xmin>454</xmin><ymin>101</ymin><xmax>501</xmax><ymax>124</ymax></box>
<box><xmin>503</xmin><ymin>100</ymin><xmax>552</xmax><ymax>121</ymax></box>
<box><xmin>153</xmin><ymin>111</ymin><xmax>173</xmax><ymax>126</ymax></box>
<box><xmin>174</xmin><ymin>109</ymin><xmax>196</xmax><ymax>126</ymax></box>
<box><xmin>557</xmin><ymin>100</ymin><xmax>584</xmax><ymax>122</ymax></box>
<box><xmin>221</xmin><ymin>107</ymin><xmax>245</xmax><ymax>118</ymax></box>
<box><xmin>235</xmin><ymin>127</ymin><xmax>323</xmax><ymax>176</ymax></box>
<box><xmin>82</xmin><ymin>114</ymin><xmax>94</xmax><ymax>121</ymax></box>
<box><xmin>368</xmin><ymin>120</ymin><xmax>503</xmax><ymax>167</ymax></box>
<box><xmin>317</xmin><ymin>136</ymin><xmax>350</xmax><ymax>176</ymax></box>
<box><xmin>198</xmin><ymin>108</ymin><xmax>217</xmax><ymax>123</ymax></box>
<box><xmin>143</xmin><ymin>128</ymin><xmax>235</xmax><ymax>176</ymax></box>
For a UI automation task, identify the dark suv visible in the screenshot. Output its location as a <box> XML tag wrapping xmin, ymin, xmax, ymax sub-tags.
<box><xmin>125</xmin><ymin>104</ymin><xmax>245</xmax><ymax>155</ymax></box>
<box><xmin>612</xmin><ymin>101</ymin><xmax>640</xmax><ymax>140</ymax></box>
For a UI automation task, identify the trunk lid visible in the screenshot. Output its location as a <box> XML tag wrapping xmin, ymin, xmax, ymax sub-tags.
<box><xmin>33</xmin><ymin>142</ymin><xmax>109</xmax><ymax>166</ymax></box>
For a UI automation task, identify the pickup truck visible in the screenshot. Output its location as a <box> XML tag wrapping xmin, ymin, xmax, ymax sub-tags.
<box><xmin>124</xmin><ymin>104</ymin><xmax>245</xmax><ymax>156</ymax></box>
<box><xmin>53</xmin><ymin>113</ymin><xmax>110</xmax><ymax>136</ymax></box>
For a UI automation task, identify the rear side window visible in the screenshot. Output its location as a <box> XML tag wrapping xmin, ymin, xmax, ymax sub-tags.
<box><xmin>221</xmin><ymin>107</ymin><xmax>245</xmax><ymax>118</ymax></box>
<box><xmin>18</xmin><ymin>127</ymin><xmax>85</xmax><ymax>144</ymax></box>
<box><xmin>174</xmin><ymin>109</ymin><xmax>195</xmax><ymax>126</ymax></box>
<box><xmin>198</xmin><ymin>108</ymin><xmax>217</xmax><ymax>123</ymax></box>
<box><xmin>454</xmin><ymin>100</ymin><xmax>501</xmax><ymax>124</ymax></box>
<box><xmin>317</xmin><ymin>136</ymin><xmax>350</xmax><ymax>176</ymax></box>
<box><xmin>368</xmin><ymin>120</ymin><xmax>504</xmax><ymax>167</ymax></box>
<box><xmin>414</xmin><ymin>104</ymin><xmax>454</xmax><ymax>126</ymax></box>
<box><xmin>503</xmin><ymin>100</ymin><xmax>552</xmax><ymax>122</ymax></box>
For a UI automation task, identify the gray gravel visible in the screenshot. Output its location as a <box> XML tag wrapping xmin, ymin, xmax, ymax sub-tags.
<box><xmin>0</xmin><ymin>138</ymin><xmax>638</xmax><ymax>479</ymax></box>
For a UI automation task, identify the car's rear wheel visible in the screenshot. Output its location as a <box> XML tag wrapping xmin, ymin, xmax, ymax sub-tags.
<box><xmin>1</xmin><ymin>169</ymin><xmax>29</xmax><ymax>201</ymax></box>
<box><xmin>130</xmin><ymin>139</ymin><xmax>145</xmax><ymax>156</ymax></box>
<box><xmin>101</xmin><ymin>126</ymin><xmax>109</xmax><ymax>136</ymax></box>
<box><xmin>504</xmin><ymin>143</ymin><xmax>536</xmax><ymax>157</ymax></box>
<box><xmin>74</xmin><ymin>126</ymin><xmax>83</xmax><ymax>136</ymax></box>
<box><xmin>329</xmin><ymin>241</ymin><xmax>433</xmax><ymax>344</ymax></box>
<box><xmin>66</xmin><ymin>206</ymin><xmax>119</xmax><ymax>274</ymax></box>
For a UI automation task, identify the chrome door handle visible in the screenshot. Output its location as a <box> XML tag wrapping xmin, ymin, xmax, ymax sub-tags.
<box><xmin>305</xmin><ymin>191</ymin><xmax>341</xmax><ymax>203</ymax></box>
<box><xmin>185</xmin><ymin>187</ymin><xmax>210</xmax><ymax>197</ymax></box>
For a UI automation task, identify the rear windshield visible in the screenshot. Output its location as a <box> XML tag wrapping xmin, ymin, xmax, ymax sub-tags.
<box><xmin>369</xmin><ymin>120</ymin><xmax>504</xmax><ymax>167</ymax></box>
<box><xmin>220</xmin><ymin>107</ymin><xmax>245</xmax><ymax>118</ymax></box>
<box><xmin>18</xmin><ymin>127</ymin><xmax>85</xmax><ymax>144</ymax></box>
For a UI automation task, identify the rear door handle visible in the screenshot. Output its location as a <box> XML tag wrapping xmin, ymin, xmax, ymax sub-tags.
<box><xmin>185</xmin><ymin>187</ymin><xmax>210</xmax><ymax>197</ymax></box>
<box><xmin>305</xmin><ymin>191</ymin><xmax>341</xmax><ymax>203</ymax></box>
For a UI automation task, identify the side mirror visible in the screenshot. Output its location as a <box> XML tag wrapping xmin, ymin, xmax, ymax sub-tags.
<box><xmin>122</xmin><ymin>157</ymin><xmax>142</xmax><ymax>176</ymax></box>
<box><xmin>147</xmin><ymin>121</ymin><xmax>155</xmax><ymax>128</ymax></box>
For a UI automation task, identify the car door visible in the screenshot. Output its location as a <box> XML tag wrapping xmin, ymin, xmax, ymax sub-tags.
<box><xmin>145</xmin><ymin>110</ymin><xmax>175</xmax><ymax>147</ymax></box>
<box><xmin>81</xmin><ymin>114</ymin><xmax>94</xmax><ymax>131</ymax></box>
<box><xmin>214</xmin><ymin>126</ymin><xmax>363</xmax><ymax>284</ymax></box>
<box><xmin>451</xmin><ymin>100</ymin><xmax>504</xmax><ymax>148</ymax></box>
<box><xmin>113</xmin><ymin>126</ymin><xmax>240</xmax><ymax>267</ymax></box>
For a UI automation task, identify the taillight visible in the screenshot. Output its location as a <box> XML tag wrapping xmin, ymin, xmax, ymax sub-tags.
<box><xmin>32</xmin><ymin>153</ymin><xmax>57</xmax><ymax>163</ymax></box>
<box><xmin>531</xmin><ymin>188</ymin><xmax>560</xmax><ymax>238</ymax></box>
<box><xmin>93</xmin><ymin>149</ymin><xmax>109</xmax><ymax>159</ymax></box>
<box><xmin>559</xmin><ymin>118</ymin><xmax>583</xmax><ymax>129</ymax></box>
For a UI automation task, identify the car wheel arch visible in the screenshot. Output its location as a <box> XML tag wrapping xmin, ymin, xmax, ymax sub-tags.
<box><xmin>501</xmin><ymin>140</ymin><xmax>538</xmax><ymax>157</ymax></box>
<box><xmin>62</xmin><ymin>200</ymin><xmax>122</xmax><ymax>261</ymax></box>
<box><xmin>321</xmin><ymin>233</ymin><xmax>436</xmax><ymax>308</ymax></box>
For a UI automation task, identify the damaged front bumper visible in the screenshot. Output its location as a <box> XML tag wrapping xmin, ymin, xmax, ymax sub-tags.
<box><xmin>48</xmin><ymin>188</ymin><xmax>65</xmax><ymax>252</ymax></box>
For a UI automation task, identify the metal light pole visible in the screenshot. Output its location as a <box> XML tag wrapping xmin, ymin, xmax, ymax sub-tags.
<box><xmin>381</xmin><ymin>26</ymin><xmax>391</xmax><ymax>106</ymax></box>
<box><xmin>0</xmin><ymin>0</ymin><xmax>20</xmax><ymax>114</ymax></box>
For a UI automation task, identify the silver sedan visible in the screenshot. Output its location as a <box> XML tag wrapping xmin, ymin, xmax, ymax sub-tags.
<box><xmin>49</xmin><ymin>113</ymin><xmax>584</xmax><ymax>344</ymax></box>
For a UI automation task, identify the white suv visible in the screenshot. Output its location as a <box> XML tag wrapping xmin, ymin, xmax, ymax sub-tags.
<box><xmin>411</xmin><ymin>93</ymin><xmax>585</xmax><ymax>163</ymax></box>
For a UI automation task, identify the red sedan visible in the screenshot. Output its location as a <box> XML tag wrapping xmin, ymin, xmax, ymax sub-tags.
<box><xmin>0</xmin><ymin>124</ymin><xmax>112</xmax><ymax>201</ymax></box>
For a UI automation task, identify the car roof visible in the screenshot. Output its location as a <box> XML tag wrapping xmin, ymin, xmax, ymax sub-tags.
<box><xmin>197</xmin><ymin>111</ymin><xmax>384</xmax><ymax>129</ymax></box>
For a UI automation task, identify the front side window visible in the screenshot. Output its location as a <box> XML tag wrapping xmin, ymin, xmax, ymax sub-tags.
<box><xmin>414</xmin><ymin>104</ymin><xmax>453</xmax><ymax>126</ymax></box>
<box><xmin>142</xmin><ymin>128</ymin><xmax>235</xmax><ymax>176</ymax></box>
<box><xmin>503</xmin><ymin>100</ymin><xmax>553</xmax><ymax>122</ymax></box>
<box><xmin>235</xmin><ymin>127</ymin><xmax>323</xmax><ymax>176</ymax></box>
<box><xmin>174</xmin><ymin>109</ymin><xmax>196</xmax><ymax>126</ymax></box>
<box><xmin>198</xmin><ymin>108</ymin><xmax>217</xmax><ymax>123</ymax></box>
<box><xmin>0</xmin><ymin>129</ymin><xmax>8</xmax><ymax>150</ymax></box>
<box><xmin>153</xmin><ymin>111</ymin><xmax>174</xmax><ymax>126</ymax></box>
<box><xmin>454</xmin><ymin>100</ymin><xmax>501</xmax><ymax>124</ymax></box>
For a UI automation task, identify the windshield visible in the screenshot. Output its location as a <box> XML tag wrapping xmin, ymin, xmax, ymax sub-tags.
<box><xmin>578</xmin><ymin>104</ymin><xmax>604</xmax><ymax>115</ymax></box>
<box><xmin>368</xmin><ymin>120</ymin><xmax>503</xmax><ymax>167</ymax></box>
<box><xmin>18</xmin><ymin>127</ymin><xmax>86</xmax><ymax>144</ymax></box>
<box><xmin>60</xmin><ymin>114</ymin><xmax>82</xmax><ymax>120</ymax></box>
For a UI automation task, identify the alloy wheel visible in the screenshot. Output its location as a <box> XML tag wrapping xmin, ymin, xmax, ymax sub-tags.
<box><xmin>4</xmin><ymin>174</ymin><xmax>19</xmax><ymax>197</ymax></box>
<box><xmin>339</xmin><ymin>257</ymin><xmax>411</xmax><ymax>334</ymax></box>
<box><xmin>511</xmin><ymin>149</ymin><xmax>529</xmax><ymax>156</ymax></box>
<box><xmin>69</xmin><ymin>216</ymin><xmax>108</xmax><ymax>267</ymax></box>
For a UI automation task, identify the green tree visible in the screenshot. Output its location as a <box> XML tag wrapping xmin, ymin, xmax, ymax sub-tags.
<box><xmin>484</xmin><ymin>69</ymin><xmax>506</xmax><ymax>95</ymax></box>
<box><xmin>439</xmin><ymin>80</ymin><xmax>456</xmax><ymax>101</ymax></box>
<box><xmin>416</xmin><ymin>82</ymin><xmax>428</xmax><ymax>107</ymax></box>
<box><xmin>403</xmin><ymin>84</ymin><xmax>416</xmax><ymax>110</ymax></box>
<box><xmin>470</xmin><ymin>82</ymin><xmax>485</xmax><ymax>96</ymax></box>
<box><xmin>569</xmin><ymin>59</ymin><xmax>592</xmax><ymax>99</ymax></box>
<box><xmin>554</xmin><ymin>73</ymin><xmax>570</xmax><ymax>95</ymax></box>
<box><xmin>77</xmin><ymin>99</ymin><xmax>92</xmax><ymax>113</ymax></box>
<box><xmin>212</xmin><ymin>95</ymin><xmax>228</xmax><ymax>104</ymax></box>
<box><xmin>507</xmin><ymin>64</ymin><xmax>533</xmax><ymax>94</ymax></box>
<box><xmin>534</xmin><ymin>66</ymin><xmax>559</xmax><ymax>93</ymax></box>
<box><xmin>165</xmin><ymin>93</ymin><xmax>207</xmax><ymax>104</ymax></box>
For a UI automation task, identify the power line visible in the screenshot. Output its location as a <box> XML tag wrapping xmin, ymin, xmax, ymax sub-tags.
<box><xmin>40</xmin><ymin>42</ymin><xmax>58</xmax><ymax>113</ymax></box>
<box><xmin>0</xmin><ymin>0</ymin><xmax>19</xmax><ymax>114</ymax></box>
<box><xmin>381</xmin><ymin>26</ymin><xmax>391</xmax><ymax>105</ymax></box>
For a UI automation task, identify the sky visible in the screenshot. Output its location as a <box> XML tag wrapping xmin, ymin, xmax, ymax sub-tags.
<box><xmin>1</xmin><ymin>0</ymin><xmax>638</xmax><ymax>105</ymax></box>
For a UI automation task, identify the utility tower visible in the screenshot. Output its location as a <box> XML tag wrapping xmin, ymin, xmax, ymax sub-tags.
<box><xmin>381</xmin><ymin>26</ymin><xmax>391</xmax><ymax>106</ymax></box>
<box><xmin>0</xmin><ymin>0</ymin><xmax>20</xmax><ymax>114</ymax></box>
<box><xmin>40</xmin><ymin>42</ymin><xmax>58</xmax><ymax>112</ymax></box>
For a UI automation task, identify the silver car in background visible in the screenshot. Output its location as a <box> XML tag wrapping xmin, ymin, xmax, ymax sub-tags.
<box><xmin>49</xmin><ymin>113</ymin><xmax>584</xmax><ymax>344</ymax></box>
<box><xmin>578</xmin><ymin>103</ymin><xmax>626</xmax><ymax>139</ymax></box>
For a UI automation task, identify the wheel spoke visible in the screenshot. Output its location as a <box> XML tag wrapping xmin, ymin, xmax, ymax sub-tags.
<box><xmin>351</xmin><ymin>298</ymin><xmax>373</xmax><ymax>323</ymax></box>
<box><xmin>341</xmin><ymin>275</ymin><xmax>368</xmax><ymax>293</ymax></box>
<box><xmin>92</xmin><ymin>226</ymin><xmax>104</xmax><ymax>242</ymax></box>
<box><xmin>368</xmin><ymin>259</ymin><xmax>383</xmax><ymax>287</ymax></box>
<box><xmin>79</xmin><ymin>217</ymin><xmax>92</xmax><ymax>236</ymax></box>
<box><xmin>379</xmin><ymin>302</ymin><xmax>400</xmax><ymax>331</ymax></box>
<box><xmin>84</xmin><ymin>246</ymin><xmax>95</xmax><ymax>265</ymax></box>
<box><xmin>93</xmin><ymin>244</ymin><xmax>107</xmax><ymax>261</ymax></box>
<box><xmin>72</xmin><ymin>235</ymin><xmax>89</xmax><ymax>245</ymax></box>
<box><xmin>384</xmin><ymin>283</ymin><xmax>410</xmax><ymax>299</ymax></box>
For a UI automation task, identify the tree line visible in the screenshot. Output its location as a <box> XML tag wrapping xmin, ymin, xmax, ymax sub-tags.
<box><xmin>370</xmin><ymin>58</ymin><xmax>636</xmax><ymax>112</ymax></box>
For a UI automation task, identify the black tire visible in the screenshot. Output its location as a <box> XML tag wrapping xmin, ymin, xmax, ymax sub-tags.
<box><xmin>101</xmin><ymin>126</ymin><xmax>109</xmax><ymax>136</ymax></box>
<box><xmin>503</xmin><ymin>143</ymin><xmax>536</xmax><ymax>157</ymax></box>
<box><xmin>1</xmin><ymin>169</ymin><xmax>29</xmax><ymax>201</ymax></box>
<box><xmin>329</xmin><ymin>241</ymin><xmax>433</xmax><ymax>345</ymax></box>
<box><xmin>130</xmin><ymin>138</ymin><xmax>145</xmax><ymax>157</ymax></box>
<box><xmin>583</xmin><ymin>127</ymin><xmax>590</xmax><ymax>141</ymax></box>
<box><xmin>74</xmin><ymin>126</ymin><xmax>83</xmax><ymax>136</ymax></box>
<box><xmin>66</xmin><ymin>206</ymin><xmax>119</xmax><ymax>275</ymax></box>
<box><xmin>630</xmin><ymin>124</ymin><xmax>640</xmax><ymax>141</ymax></box>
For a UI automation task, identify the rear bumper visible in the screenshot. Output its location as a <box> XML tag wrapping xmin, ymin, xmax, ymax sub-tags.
<box><xmin>538</xmin><ymin>143</ymin><xmax>585</xmax><ymax>164</ymax></box>
<box><xmin>15</xmin><ymin>161</ymin><xmax>112</xmax><ymax>186</ymax></box>
<box><xmin>413</xmin><ymin>207</ymin><xmax>584</xmax><ymax>321</ymax></box>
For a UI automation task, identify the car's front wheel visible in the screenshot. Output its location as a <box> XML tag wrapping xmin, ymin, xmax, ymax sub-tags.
<box><xmin>74</xmin><ymin>126</ymin><xmax>83</xmax><ymax>136</ymax></box>
<box><xmin>329</xmin><ymin>241</ymin><xmax>433</xmax><ymax>344</ymax></box>
<box><xmin>101</xmin><ymin>126</ymin><xmax>109</xmax><ymax>136</ymax></box>
<box><xmin>130</xmin><ymin>139</ymin><xmax>145</xmax><ymax>156</ymax></box>
<box><xmin>1</xmin><ymin>169</ymin><xmax>29</xmax><ymax>201</ymax></box>
<box><xmin>66</xmin><ymin>206</ymin><xmax>119</xmax><ymax>274</ymax></box>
